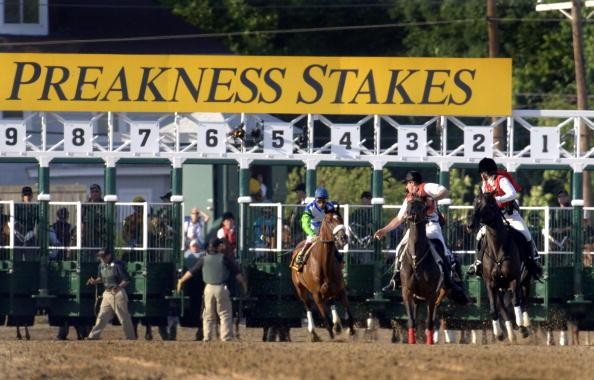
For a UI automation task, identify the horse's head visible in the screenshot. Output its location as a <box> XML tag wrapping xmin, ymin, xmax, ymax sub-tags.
<box><xmin>406</xmin><ymin>197</ymin><xmax>427</xmax><ymax>225</ymax></box>
<box><xmin>320</xmin><ymin>209</ymin><xmax>349</xmax><ymax>249</ymax></box>
<box><xmin>469</xmin><ymin>191</ymin><xmax>500</xmax><ymax>230</ymax></box>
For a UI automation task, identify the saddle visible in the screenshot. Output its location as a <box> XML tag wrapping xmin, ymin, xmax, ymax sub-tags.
<box><xmin>289</xmin><ymin>241</ymin><xmax>317</xmax><ymax>272</ymax></box>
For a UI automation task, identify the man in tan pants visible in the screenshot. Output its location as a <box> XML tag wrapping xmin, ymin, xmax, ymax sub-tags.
<box><xmin>177</xmin><ymin>238</ymin><xmax>247</xmax><ymax>341</ymax></box>
<box><xmin>87</xmin><ymin>248</ymin><xmax>136</xmax><ymax>340</ymax></box>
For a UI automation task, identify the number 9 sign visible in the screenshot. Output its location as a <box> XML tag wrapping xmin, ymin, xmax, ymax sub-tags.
<box><xmin>0</xmin><ymin>121</ymin><xmax>25</xmax><ymax>153</ymax></box>
<box><xmin>130</xmin><ymin>122</ymin><xmax>159</xmax><ymax>153</ymax></box>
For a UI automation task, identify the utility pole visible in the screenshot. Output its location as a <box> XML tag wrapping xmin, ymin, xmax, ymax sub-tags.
<box><xmin>487</xmin><ymin>0</ymin><xmax>505</xmax><ymax>151</ymax></box>
<box><xmin>572</xmin><ymin>0</ymin><xmax>591</xmax><ymax>207</ymax></box>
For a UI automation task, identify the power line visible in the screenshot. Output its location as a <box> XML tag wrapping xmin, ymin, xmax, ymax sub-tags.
<box><xmin>0</xmin><ymin>17</ymin><xmax>581</xmax><ymax>47</ymax></box>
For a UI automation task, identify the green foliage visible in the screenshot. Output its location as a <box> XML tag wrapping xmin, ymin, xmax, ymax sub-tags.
<box><xmin>449</xmin><ymin>168</ymin><xmax>480</xmax><ymax>205</ymax></box>
<box><xmin>285</xmin><ymin>166</ymin><xmax>404</xmax><ymax>205</ymax></box>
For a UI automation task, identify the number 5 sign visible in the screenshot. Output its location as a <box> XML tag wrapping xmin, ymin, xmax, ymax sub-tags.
<box><xmin>130</xmin><ymin>122</ymin><xmax>159</xmax><ymax>153</ymax></box>
<box><xmin>263</xmin><ymin>123</ymin><xmax>293</xmax><ymax>155</ymax></box>
<box><xmin>464</xmin><ymin>127</ymin><xmax>493</xmax><ymax>158</ymax></box>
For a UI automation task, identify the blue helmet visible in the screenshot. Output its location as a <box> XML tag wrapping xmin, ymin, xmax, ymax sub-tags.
<box><xmin>315</xmin><ymin>187</ymin><xmax>329</xmax><ymax>199</ymax></box>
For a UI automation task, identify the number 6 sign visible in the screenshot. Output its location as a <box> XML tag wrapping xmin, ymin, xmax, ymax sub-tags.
<box><xmin>130</xmin><ymin>122</ymin><xmax>159</xmax><ymax>153</ymax></box>
<box><xmin>196</xmin><ymin>123</ymin><xmax>227</xmax><ymax>154</ymax></box>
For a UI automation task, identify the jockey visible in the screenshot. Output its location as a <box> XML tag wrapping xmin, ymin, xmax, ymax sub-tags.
<box><xmin>292</xmin><ymin>186</ymin><xmax>340</xmax><ymax>270</ymax></box>
<box><xmin>374</xmin><ymin>171</ymin><xmax>468</xmax><ymax>304</ymax></box>
<box><xmin>467</xmin><ymin>158</ymin><xmax>543</xmax><ymax>279</ymax></box>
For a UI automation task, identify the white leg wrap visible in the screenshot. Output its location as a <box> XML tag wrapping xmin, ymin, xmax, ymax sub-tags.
<box><xmin>471</xmin><ymin>330</ymin><xmax>478</xmax><ymax>344</ymax></box>
<box><xmin>505</xmin><ymin>321</ymin><xmax>514</xmax><ymax>342</ymax></box>
<box><xmin>433</xmin><ymin>330</ymin><xmax>440</xmax><ymax>344</ymax></box>
<box><xmin>546</xmin><ymin>331</ymin><xmax>554</xmax><ymax>346</ymax></box>
<box><xmin>522</xmin><ymin>311</ymin><xmax>530</xmax><ymax>327</ymax></box>
<box><xmin>514</xmin><ymin>306</ymin><xmax>523</xmax><ymax>327</ymax></box>
<box><xmin>331</xmin><ymin>305</ymin><xmax>340</xmax><ymax>325</ymax></box>
<box><xmin>444</xmin><ymin>329</ymin><xmax>452</xmax><ymax>344</ymax></box>
<box><xmin>492</xmin><ymin>319</ymin><xmax>502</xmax><ymax>337</ymax></box>
<box><xmin>307</xmin><ymin>311</ymin><xmax>315</xmax><ymax>333</ymax></box>
<box><xmin>560</xmin><ymin>331</ymin><xmax>567</xmax><ymax>346</ymax></box>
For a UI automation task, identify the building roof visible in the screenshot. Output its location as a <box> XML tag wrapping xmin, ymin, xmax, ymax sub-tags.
<box><xmin>1</xmin><ymin>0</ymin><xmax>228</xmax><ymax>54</ymax></box>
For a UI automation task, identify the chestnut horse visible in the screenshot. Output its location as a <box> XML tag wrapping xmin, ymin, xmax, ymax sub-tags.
<box><xmin>291</xmin><ymin>210</ymin><xmax>355</xmax><ymax>341</ymax></box>
<box><xmin>400</xmin><ymin>197</ymin><xmax>445</xmax><ymax>344</ymax></box>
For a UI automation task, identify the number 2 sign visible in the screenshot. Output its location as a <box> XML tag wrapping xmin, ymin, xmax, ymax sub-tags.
<box><xmin>464</xmin><ymin>127</ymin><xmax>493</xmax><ymax>158</ymax></box>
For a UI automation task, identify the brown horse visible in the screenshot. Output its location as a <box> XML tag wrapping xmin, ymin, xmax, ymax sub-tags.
<box><xmin>291</xmin><ymin>210</ymin><xmax>354</xmax><ymax>341</ymax></box>
<box><xmin>468</xmin><ymin>191</ymin><xmax>530</xmax><ymax>341</ymax></box>
<box><xmin>400</xmin><ymin>197</ymin><xmax>445</xmax><ymax>345</ymax></box>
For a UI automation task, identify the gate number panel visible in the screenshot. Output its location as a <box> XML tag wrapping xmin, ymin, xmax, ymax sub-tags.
<box><xmin>263</xmin><ymin>123</ymin><xmax>293</xmax><ymax>155</ymax></box>
<box><xmin>0</xmin><ymin>122</ymin><xmax>26</xmax><ymax>153</ymax></box>
<box><xmin>464</xmin><ymin>127</ymin><xmax>493</xmax><ymax>158</ymax></box>
<box><xmin>197</xmin><ymin>124</ymin><xmax>227</xmax><ymax>154</ymax></box>
<box><xmin>64</xmin><ymin>122</ymin><xmax>93</xmax><ymax>153</ymax></box>
<box><xmin>331</xmin><ymin>125</ymin><xmax>360</xmax><ymax>158</ymax></box>
<box><xmin>398</xmin><ymin>126</ymin><xmax>426</xmax><ymax>158</ymax></box>
<box><xmin>530</xmin><ymin>127</ymin><xmax>560</xmax><ymax>159</ymax></box>
<box><xmin>130</xmin><ymin>122</ymin><xmax>159</xmax><ymax>154</ymax></box>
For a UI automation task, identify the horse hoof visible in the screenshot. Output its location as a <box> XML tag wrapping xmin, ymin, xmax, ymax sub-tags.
<box><xmin>333</xmin><ymin>323</ymin><xmax>343</xmax><ymax>335</ymax></box>
<box><xmin>496</xmin><ymin>334</ymin><xmax>505</xmax><ymax>342</ymax></box>
<box><xmin>520</xmin><ymin>326</ymin><xmax>530</xmax><ymax>339</ymax></box>
<box><xmin>310</xmin><ymin>332</ymin><xmax>321</xmax><ymax>342</ymax></box>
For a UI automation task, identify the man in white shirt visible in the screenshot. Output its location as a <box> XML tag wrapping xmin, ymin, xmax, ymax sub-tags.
<box><xmin>183</xmin><ymin>208</ymin><xmax>210</xmax><ymax>249</ymax></box>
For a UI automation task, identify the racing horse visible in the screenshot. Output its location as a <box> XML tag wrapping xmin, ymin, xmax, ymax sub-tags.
<box><xmin>468</xmin><ymin>191</ymin><xmax>530</xmax><ymax>341</ymax></box>
<box><xmin>291</xmin><ymin>209</ymin><xmax>355</xmax><ymax>341</ymax></box>
<box><xmin>400</xmin><ymin>197</ymin><xmax>445</xmax><ymax>344</ymax></box>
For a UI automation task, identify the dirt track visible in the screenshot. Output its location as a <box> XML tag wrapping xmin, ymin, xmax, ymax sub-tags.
<box><xmin>0</xmin><ymin>322</ymin><xmax>593</xmax><ymax>380</ymax></box>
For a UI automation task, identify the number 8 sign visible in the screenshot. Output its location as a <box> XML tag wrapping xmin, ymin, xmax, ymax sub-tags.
<box><xmin>130</xmin><ymin>122</ymin><xmax>159</xmax><ymax>153</ymax></box>
<box><xmin>64</xmin><ymin>122</ymin><xmax>92</xmax><ymax>153</ymax></box>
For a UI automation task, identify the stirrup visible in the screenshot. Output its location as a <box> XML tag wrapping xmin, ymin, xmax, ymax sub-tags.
<box><xmin>382</xmin><ymin>279</ymin><xmax>396</xmax><ymax>293</ymax></box>
<box><xmin>467</xmin><ymin>262</ymin><xmax>481</xmax><ymax>276</ymax></box>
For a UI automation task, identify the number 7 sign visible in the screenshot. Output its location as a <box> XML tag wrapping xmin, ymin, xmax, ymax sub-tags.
<box><xmin>130</xmin><ymin>122</ymin><xmax>159</xmax><ymax>153</ymax></box>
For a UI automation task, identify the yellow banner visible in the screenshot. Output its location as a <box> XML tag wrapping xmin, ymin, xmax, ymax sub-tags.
<box><xmin>0</xmin><ymin>53</ymin><xmax>511</xmax><ymax>116</ymax></box>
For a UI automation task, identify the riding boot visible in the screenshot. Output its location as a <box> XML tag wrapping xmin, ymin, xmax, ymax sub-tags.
<box><xmin>438</xmin><ymin>251</ymin><xmax>470</xmax><ymax>305</ymax></box>
<box><xmin>292</xmin><ymin>241</ymin><xmax>313</xmax><ymax>271</ymax></box>
<box><xmin>382</xmin><ymin>249</ymin><xmax>403</xmax><ymax>292</ymax></box>
<box><xmin>526</xmin><ymin>240</ymin><xmax>543</xmax><ymax>280</ymax></box>
<box><xmin>467</xmin><ymin>239</ymin><xmax>484</xmax><ymax>276</ymax></box>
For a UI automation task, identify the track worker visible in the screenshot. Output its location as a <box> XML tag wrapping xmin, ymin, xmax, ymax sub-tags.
<box><xmin>374</xmin><ymin>171</ymin><xmax>468</xmax><ymax>304</ymax></box>
<box><xmin>467</xmin><ymin>158</ymin><xmax>543</xmax><ymax>279</ymax></box>
<box><xmin>177</xmin><ymin>238</ymin><xmax>247</xmax><ymax>342</ymax></box>
<box><xmin>86</xmin><ymin>248</ymin><xmax>136</xmax><ymax>340</ymax></box>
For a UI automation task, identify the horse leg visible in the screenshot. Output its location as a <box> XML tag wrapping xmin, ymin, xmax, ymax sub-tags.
<box><xmin>486</xmin><ymin>286</ymin><xmax>503</xmax><ymax>341</ymax></box>
<box><xmin>330</xmin><ymin>304</ymin><xmax>342</xmax><ymax>335</ymax></box>
<box><xmin>16</xmin><ymin>326</ymin><xmax>22</xmax><ymax>340</ymax></box>
<box><xmin>337</xmin><ymin>289</ymin><xmax>355</xmax><ymax>336</ymax></box>
<box><xmin>403</xmin><ymin>289</ymin><xmax>416</xmax><ymax>344</ymax></box>
<box><xmin>497</xmin><ymin>290</ymin><xmax>514</xmax><ymax>343</ymax></box>
<box><xmin>426</xmin><ymin>302</ymin><xmax>437</xmax><ymax>345</ymax></box>
<box><xmin>312</xmin><ymin>293</ymin><xmax>334</xmax><ymax>340</ymax></box>
<box><xmin>513</xmin><ymin>280</ymin><xmax>530</xmax><ymax>339</ymax></box>
<box><xmin>145</xmin><ymin>323</ymin><xmax>153</xmax><ymax>341</ymax></box>
<box><xmin>25</xmin><ymin>325</ymin><xmax>30</xmax><ymax>340</ymax></box>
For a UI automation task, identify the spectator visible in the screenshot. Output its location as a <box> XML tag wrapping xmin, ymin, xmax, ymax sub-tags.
<box><xmin>217</xmin><ymin>212</ymin><xmax>237</xmax><ymax>257</ymax></box>
<box><xmin>123</xmin><ymin>196</ymin><xmax>145</xmax><ymax>247</ymax></box>
<box><xmin>14</xmin><ymin>186</ymin><xmax>38</xmax><ymax>246</ymax></box>
<box><xmin>293</xmin><ymin>183</ymin><xmax>307</xmax><ymax>205</ymax></box>
<box><xmin>181</xmin><ymin>239</ymin><xmax>206</xmax><ymax>340</ymax></box>
<box><xmin>583</xmin><ymin>243</ymin><xmax>593</xmax><ymax>268</ymax></box>
<box><xmin>86</xmin><ymin>248</ymin><xmax>136</xmax><ymax>340</ymax></box>
<box><xmin>183</xmin><ymin>208</ymin><xmax>210</xmax><ymax>249</ymax></box>
<box><xmin>176</xmin><ymin>238</ymin><xmax>247</xmax><ymax>342</ymax></box>
<box><xmin>557</xmin><ymin>190</ymin><xmax>571</xmax><ymax>207</ymax></box>
<box><xmin>350</xmin><ymin>191</ymin><xmax>374</xmax><ymax>263</ymax></box>
<box><xmin>49</xmin><ymin>207</ymin><xmax>73</xmax><ymax>260</ymax></box>
<box><xmin>257</xmin><ymin>174</ymin><xmax>268</xmax><ymax>201</ymax></box>
<box><xmin>288</xmin><ymin>183</ymin><xmax>307</xmax><ymax>247</ymax></box>
<box><xmin>81</xmin><ymin>184</ymin><xmax>107</xmax><ymax>249</ymax></box>
<box><xmin>249</xmin><ymin>174</ymin><xmax>261</xmax><ymax>202</ymax></box>
<box><xmin>550</xmin><ymin>190</ymin><xmax>572</xmax><ymax>249</ymax></box>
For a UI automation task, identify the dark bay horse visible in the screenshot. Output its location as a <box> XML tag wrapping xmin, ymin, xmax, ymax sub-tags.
<box><xmin>400</xmin><ymin>197</ymin><xmax>445</xmax><ymax>345</ymax></box>
<box><xmin>291</xmin><ymin>210</ymin><xmax>355</xmax><ymax>341</ymax></box>
<box><xmin>468</xmin><ymin>192</ymin><xmax>530</xmax><ymax>341</ymax></box>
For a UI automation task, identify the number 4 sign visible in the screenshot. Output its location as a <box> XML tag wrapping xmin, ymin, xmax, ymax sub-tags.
<box><xmin>130</xmin><ymin>122</ymin><xmax>159</xmax><ymax>153</ymax></box>
<box><xmin>331</xmin><ymin>125</ymin><xmax>360</xmax><ymax>158</ymax></box>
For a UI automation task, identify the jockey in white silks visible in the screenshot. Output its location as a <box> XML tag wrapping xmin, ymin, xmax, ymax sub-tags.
<box><xmin>467</xmin><ymin>157</ymin><xmax>542</xmax><ymax>279</ymax></box>
<box><xmin>374</xmin><ymin>171</ymin><xmax>468</xmax><ymax>304</ymax></box>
